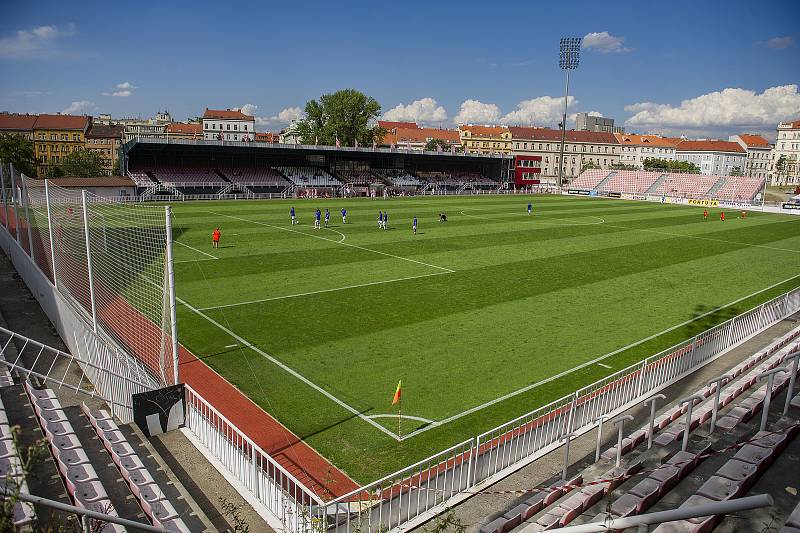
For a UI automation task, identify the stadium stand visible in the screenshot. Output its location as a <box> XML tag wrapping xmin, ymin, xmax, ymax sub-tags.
<box><xmin>373</xmin><ymin>169</ymin><xmax>421</xmax><ymax>186</ymax></box>
<box><xmin>569</xmin><ymin>169</ymin><xmax>611</xmax><ymax>190</ymax></box>
<box><xmin>127</xmin><ymin>171</ymin><xmax>155</xmax><ymax>188</ymax></box>
<box><xmin>217</xmin><ymin>166</ymin><xmax>290</xmax><ymax>186</ymax></box>
<box><xmin>654</xmin><ymin>174</ymin><xmax>720</xmax><ymax>198</ymax></box>
<box><xmin>571</xmin><ymin>169</ymin><xmax>766</xmax><ymax>202</ymax></box>
<box><xmin>143</xmin><ymin>164</ymin><xmax>226</xmax><ymax>186</ymax></box>
<box><xmin>478</xmin><ymin>326</ymin><xmax>800</xmax><ymax>533</ymax></box>
<box><xmin>277</xmin><ymin>166</ymin><xmax>342</xmax><ymax>187</ymax></box>
<box><xmin>0</xmin><ymin>394</ymin><xmax>36</xmax><ymax>527</ymax></box>
<box><xmin>336</xmin><ymin>169</ymin><xmax>379</xmax><ymax>186</ymax></box>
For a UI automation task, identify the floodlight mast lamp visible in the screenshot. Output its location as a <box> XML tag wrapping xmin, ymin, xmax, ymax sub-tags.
<box><xmin>557</xmin><ymin>37</ymin><xmax>581</xmax><ymax>190</ymax></box>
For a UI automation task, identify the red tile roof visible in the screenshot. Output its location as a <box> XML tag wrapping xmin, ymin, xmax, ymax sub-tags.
<box><xmin>394</xmin><ymin>127</ymin><xmax>461</xmax><ymax>143</ymax></box>
<box><xmin>255</xmin><ymin>132</ymin><xmax>279</xmax><ymax>142</ymax></box>
<box><xmin>203</xmin><ymin>108</ymin><xmax>254</xmax><ymax>120</ymax></box>
<box><xmin>165</xmin><ymin>122</ymin><xmax>202</xmax><ymax>135</ymax></box>
<box><xmin>0</xmin><ymin>113</ymin><xmax>38</xmax><ymax>131</ymax></box>
<box><xmin>460</xmin><ymin>125</ymin><xmax>509</xmax><ymax>138</ymax></box>
<box><xmin>33</xmin><ymin>114</ymin><xmax>90</xmax><ymax>131</ymax></box>
<box><xmin>614</xmin><ymin>133</ymin><xmax>676</xmax><ymax>148</ymax></box>
<box><xmin>86</xmin><ymin>124</ymin><xmax>124</xmax><ymax>139</ymax></box>
<box><xmin>675</xmin><ymin>140</ymin><xmax>745</xmax><ymax>153</ymax></box>
<box><xmin>783</xmin><ymin>119</ymin><xmax>800</xmax><ymax>129</ymax></box>
<box><xmin>509</xmin><ymin>127</ymin><xmax>619</xmax><ymax>144</ymax></box>
<box><xmin>46</xmin><ymin>176</ymin><xmax>134</xmax><ymax>187</ymax></box>
<box><xmin>378</xmin><ymin>121</ymin><xmax>418</xmax><ymax>131</ymax></box>
<box><xmin>736</xmin><ymin>134</ymin><xmax>771</xmax><ymax>148</ymax></box>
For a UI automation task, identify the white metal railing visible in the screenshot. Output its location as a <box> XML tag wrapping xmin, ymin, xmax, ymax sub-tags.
<box><xmin>183</xmin><ymin>384</ymin><xmax>326</xmax><ymax>533</ymax></box>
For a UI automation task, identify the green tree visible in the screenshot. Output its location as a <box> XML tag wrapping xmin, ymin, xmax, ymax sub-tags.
<box><xmin>424</xmin><ymin>138</ymin><xmax>451</xmax><ymax>152</ymax></box>
<box><xmin>112</xmin><ymin>158</ymin><xmax>121</xmax><ymax>175</ymax></box>
<box><xmin>581</xmin><ymin>160</ymin><xmax>599</xmax><ymax>172</ymax></box>
<box><xmin>610</xmin><ymin>163</ymin><xmax>638</xmax><ymax>171</ymax></box>
<box><xmin>642</xmin><ymin>157</ymin><xmax>700</xmax><ymax>174</ymax></box>
<box><xmin>296</xmin><ymin>89</ymin><xmax>385</xmax><ymax>147</ymax></box>
<box><xmin>0</xmin><ymin>133</ymin><xmax>38</xmax><ymax>177</ymax></box>
<box><xmin>59</xmin><ymin>148</ymin><xmax>105</xmax><ymax>177</ymax></box>
<box><xmin>43</xmin><ymin>165</ymin><xmax>64</xmax><ymax>178</ymax></box>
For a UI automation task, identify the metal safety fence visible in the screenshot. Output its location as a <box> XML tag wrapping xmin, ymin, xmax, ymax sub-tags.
<box><xmin>0</xmin><ymin>161</ymin><xmax>178</xmax><ymax>421</ymax></box>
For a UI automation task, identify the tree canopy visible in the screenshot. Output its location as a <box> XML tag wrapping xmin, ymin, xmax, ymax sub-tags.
<box><xmin>296</xmin><ymin>89</ymin><xmax>385</xmax><ymax>147</ymax></box>
<box><xmin>424</xmin><ymin>138</ymin><xmax>451</xmax><ymax>152</ymax></box>
<box><xmin>642</xmin><ymin>157</ymin><xmax>700</xmax><ymax>173</ymax></box>
<box><xmin>0</xmin><ymin>133</ymin><xmax>37</xmax><ymax>177</ymax></box>
<box><xmin>59</xmin><ymin>149</ymin><xmax>105</xmax><ymax>177</ymax></box>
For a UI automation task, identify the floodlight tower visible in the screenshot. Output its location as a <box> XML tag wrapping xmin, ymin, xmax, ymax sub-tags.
<box><xmin>557</xmin><ymin>37</ymin><xmax>582</xmax><ymax>190</ymax></box>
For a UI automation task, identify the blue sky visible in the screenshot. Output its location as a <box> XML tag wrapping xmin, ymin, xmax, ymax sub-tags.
<box><xmin>1</xmin><ymin>0</ymin><xmax>798</xmax><ymax>138</ymax></box>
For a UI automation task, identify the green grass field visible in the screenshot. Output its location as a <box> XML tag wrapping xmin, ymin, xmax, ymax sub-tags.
<box><xmin>169</xmin><ymin>195</ymin><xmax>800</xmax><ymax>483</ymax></box>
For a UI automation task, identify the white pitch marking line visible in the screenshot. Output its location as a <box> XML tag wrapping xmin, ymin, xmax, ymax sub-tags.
<box><xmin>174</xmin><ymin>240</ymin><xmax>219</xmax><ymax>259</ymax></box>
<box><xmin>597</xmin><ymin>363</ymin><xmax>612</xmax><ymax>369</ymax></box>
<box><xmin>174</xmin><ymin>257</ymin><xmax>218</xmax><ymax>264</ymax></box>
<box><xmin>400</xmin><ymin>270</ymin><xmax>800</xmax><ymax>440</ymax></box>
<box><xmin>198</xmin><ymin>271</ymin><xmax>450</xmax><ymax>311</ymax></box>
<box><xmin>224</xmin><ymin>344</ymin><xmax>238</xmax><ymax>348</ymax></box>
<box><xmin>604</xmin><ymin>223</ymin><xmax>800</xmax><ymax>254</ymax></box>
<box><xmin>366</xmin><ymin>414</ymin><xmax>434</xmax><ymax>424</ymax></box>
<box><xmin>459</xmin><ymin>208</ymin><xmax>605</xmax><ymax>226</ymax></box>
<box><xmin>177</xmin><ymin>295</ymin><xmax>402</xmax><ymax>440</ymax></box>
<box><xmin>208</xmin><ymin>211</ymin><xmax>454</xmax><ymax>273</ymax></box>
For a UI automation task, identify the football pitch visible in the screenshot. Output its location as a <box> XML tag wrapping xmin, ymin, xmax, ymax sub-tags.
<box><xmin>169</xmin><ymin>195</ymin><xmax>800</xmax><ymax>482</ymax></box>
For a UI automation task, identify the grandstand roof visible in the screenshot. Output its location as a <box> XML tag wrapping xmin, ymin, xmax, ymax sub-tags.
<box><xmin>378</xmin><ymin>120</ymin><xmax>418</xmax><ymax>131</ymax></box>
<box><xmin>509</xmin><ymin>127</ymin><xmax>619</xmax><ymax>144</ymax></box>
<box><xmin>676</xmin><ymin>139</ymin><xmax>746</xmax><ymax>153</ymax></box>
<box><xmin>165</xmin><ymin>122</ymin><xmax>202</xmax><ymax>134</ymax></box>
<box><xmin>614</xmin><ymin>133</ymin><xmax>676</xmax><ymax>148</ymax></box>
<box><xmin>47</xmin><ymin>176</ymin><xmax>134</xmax><ymax>187</ymax></box>
<box><xmin>86</xmin><ymin>124</ymin><xmax>124</xmax><ymax>139</ymax></box>
<box><xmin>0</xmin><ymin>113</ymin><xmax>38</xmax><ymax>131</ymax></box>
<box><xmin>33</xmin><ymin>114</ymin><xmax>90</xmax><ymax>131</ymax></box>
<box><xmin>459</xmin><ymin>125</ymin><xmax>509</xmax><ymax>138</ymax></box>
<box><xmin>736</xmin><ymin>134</ymin><xmax>771</xmax><ymax>148</ymax></box>
<box><xmin>203</xmin><ymin>108</ymin><xmax>254</xmax><ymax>120</ymax></box>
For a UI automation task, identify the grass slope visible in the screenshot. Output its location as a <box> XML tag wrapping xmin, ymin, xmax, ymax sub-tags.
<box><xmin>170</xmin><ymin>195</ymin><xmax>800</xmax><ymax>483</ymax></box>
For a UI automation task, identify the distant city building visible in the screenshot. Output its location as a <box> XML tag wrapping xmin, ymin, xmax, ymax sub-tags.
<box><xmin>202</xmin><ymin>109</ymin><xmax>255</xmax><ymax>142</ymax></box>
<box><xmin>33</xmin><ymin>114</ymin><xmax>92</xmax><ymax>176</ymax></box>
<box><xmin>510</xmin><ymin>127</ymin><xmax>620</xmax><ymax>181</ymax></box>
<box><xmin>279</xmin><ymin>121</ymin><xmax>301</xmax><ymax>145</ymax></box>
<box><xmin>117</xmin><ymin>111</ymin><xmax>173</xmax><ymax>143</ymax></box>
<box><xmin>382</xmin><ymin>127</ymin><xmax>461</xmax><ymax>151</ymax></box>
<box><xmin>770</xmin><ymin>119</ymin><xmax>800</xmax><ymax>185</ymax></box>
<box><xmin>459</xmin><ymin>125</ymin><xmax>512</xmax><ymax>154</ymax></box>
<box><xmin>0</xmin><ymin>113</ymin><xmax>38</xmax><ymax>140</ymax></box>
<box><xmin>615</xmin><ymin>133</ymin><xmax>677</xmax><ymax>168</ymax></box>
<box><xmin>729</xmin><ymin>134</ymin><xmax>772</xmax><ymax>181</ymax></box>
<box><xmin>85</xmin><ymin>124</ymin><xmax>124</xmax><ymax>175</ymax></box>
<box><xmin>164</xmin><ymin>122</ymin><xmax>203</xmax><ymax>140</ymax></box>
<box><xmin>675</xmin><ymin>140</ymin><xmax>747</xmax><ymax>176</ymax></box>
<box><xmin>377</xmin><ymin>120</ymin><xmax>419</xmax><ymax>131</ymax></box>
<box><xmin>576</xmin><ymin>112</ymin><xmax>624</xmax><ymax>134</ymax></box>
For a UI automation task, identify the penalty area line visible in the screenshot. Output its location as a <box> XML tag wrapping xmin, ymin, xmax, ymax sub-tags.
<box><xmin>400</xmin><ymin>270</ymin><xmax>800</xmax><ymax>440</ymax></box>
<box><xmin>176</xmin><ymin>295</ymin><xmax>403</xmax><ymax>440</ymax></box>
<box><xmin>174</xmin><ymin>240</ymin><xmax>219</xmax><ymax>259</ymax></box>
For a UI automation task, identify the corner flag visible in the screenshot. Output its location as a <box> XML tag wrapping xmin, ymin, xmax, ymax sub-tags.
<box><xmin>392</xmin><ymin>380</ymin><xmax>402</xmax><ymax>405</ymax></box>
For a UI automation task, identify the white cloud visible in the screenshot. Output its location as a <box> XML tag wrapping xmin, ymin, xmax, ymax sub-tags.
<box><xmin>383</xmin><ymin>98</ymin><xmax>447</xmax><ymax>124</ymax></box>
<box><xmin>500</xmin><ymin>95</ymin><xmax>576</xmax><ymax>125</ymax></box>
<box><xmin>62</xmin><ymin>100</ymin><xmax>94</xmax><ymax>114</ymax></box>
<box><xmin>234</xmin><ymin>104</ymin><xmax>303</xmax><ymax>128</ymax></box>
<box><xmin>767</xmin><ymin>36</ymin><xmax>794</xmax><ymax>49</ymax></box>
<box><xmin>0</xmin><ymin>23</ymin><xmax>75</xmax><ymax>59</ymax></box>
<box><xmin>625</xmin><ymin>85</ymin><xmax>800</xmax><ymax>133</ymax></box>
<box><xmin>116</xmin><ymin>81</ymin><xmax>135</xmax><ymax>90</ymax></box>
<box><xmin>111</xmin><ymin>90</ymin><xmax>131</xmax><ymax>97</ymax></box>
<box><xmin>454</xmin><ymin>99</ymin><xmax>501</xmax><ymax>124</ymax></box>
<box><xmin>588</xmin><ymin>111</ymin><xmax>603</xmax><ymax>117</ymax></box>
<box><xmin>582</xmin><ymin>31</ymin><xmax>631</xmax><ymax>53</ymax></box>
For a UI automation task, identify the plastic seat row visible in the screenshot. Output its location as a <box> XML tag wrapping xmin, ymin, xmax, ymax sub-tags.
<box><xmin>0</xmin><ymin>395</ymin><xmax>36</xmax><ymax>526</ymax></box>
<box><xmin>82</xmin><ymin>403</ymin><xmax>190</xmax><ymax>532</ymax></box>
<box><xmin>781</xmin><ymin>498</ymin><xmax>800</xmax><ymax>533</ymax></box>
<box><xmin>653</xmin><ymin>425</ymin><xmax>800</xmax><ymax>533</ymax></box>
<box><xmin>23</xmin><ymin>381</ymin><xmax>123</xmax><ymax>532</ymax></box>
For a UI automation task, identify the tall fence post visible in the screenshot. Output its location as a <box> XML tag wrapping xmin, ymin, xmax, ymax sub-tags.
<box><xmin>758</xmin><ymin>367</ymin><xmax>788</xmax><ymax>432</ymax></box>
<box><xmin>44</xmin><ymin>180</ymin><xmax>58</xmax><ymax>289</ymax></box>
<box><xmin>783</xmin><ymin>352</ymin><xmax>800</xmax><ymax>416</ymax></box>
<box><xmin>164</xmin><ymin>206</ymin><xmax>179</xmax><ymax>385</ymax></box>
<box><xmin>9</xmin><ymin>163</ymin><xmax>21</xmax><ymax>243</ymax></box>
<box><xmin>81</xmin><ymin>190</ymin><xmax>98</xmax><ymax>333</ymax></box>
<box><xmin>20</xmin><ymin>174</ymin><xmax>35</xmax><ymax>263</ymax></box>
<box><xmin>0</xmin><ymin>162</ymin><xmax>9</xmax><ymax>229</ymax></box>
